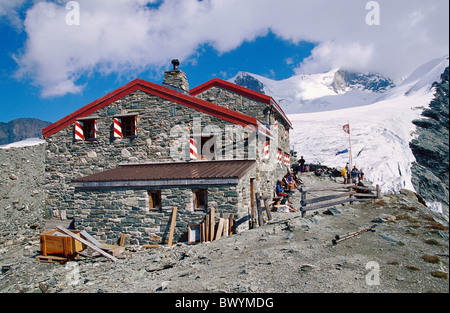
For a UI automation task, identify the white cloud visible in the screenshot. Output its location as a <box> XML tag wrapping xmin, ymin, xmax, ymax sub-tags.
<box><xmin>12</xmin><ymin>0</ymin><xmax>450</xmax><ymax>97</ymax></box>
<box><xmin>0</xmin><ymin>0</ymin><xmax>28</xmax><ymax>30</ymax></box>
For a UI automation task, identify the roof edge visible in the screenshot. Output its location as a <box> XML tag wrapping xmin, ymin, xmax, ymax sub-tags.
<box><xmin>42</xmin><ymin>79</ymin><xmax>261</xmax><ymax>139</ymax></box>
<box><xmin>190</xmin><ymin>78</ymin><xmax>292</xmax><ymax>128</ymax></box>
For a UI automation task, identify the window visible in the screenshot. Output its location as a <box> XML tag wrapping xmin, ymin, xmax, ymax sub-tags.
<box><xmin>83</xmin><ymin>119</ymin><xmax>97</xmax><ymax>141</ymax></box>
<box><xmin>74</xmin><ymin>119</ymin><xmax>97</xmax><ymax>141</ymax></box>
<box><xmin>193</xmin><ymin>189</ymin><xmax>207</xmax><ymax>211</ymax></box>
<box><xmin>122</xmin><ymin>116</ymin><xmax>137</xmax><ymax>138</ymax></box>
<box><xmin>114</xmin><ymin>115</ymin><xmax>137</xmax><ymax>139</ymax></box>
<box><xmin>200</xmin><ymin>136</ymin><xmax>215</xmax><ymax>160</ymax></box>
<box><xmin>149</xmin><ymin>190</ymin><xmax>162</xmax><ymax>211</ymax></box>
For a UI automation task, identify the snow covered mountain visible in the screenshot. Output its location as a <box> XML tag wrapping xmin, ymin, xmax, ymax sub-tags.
<box><xmin>231</xmin><ymin>56</ymin><xmax>449</xmax><ymax>214</ymax></box>
<box><xmin>230</xmin><ymin>68</ymin><xmax>394</xmax><ymax>114</ymax></box>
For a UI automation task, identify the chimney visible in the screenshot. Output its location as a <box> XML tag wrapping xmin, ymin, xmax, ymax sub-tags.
<box><xmin>162</xmin><ymin>59</ymin><xmax>190</xmax><ymax>94</ymax></box>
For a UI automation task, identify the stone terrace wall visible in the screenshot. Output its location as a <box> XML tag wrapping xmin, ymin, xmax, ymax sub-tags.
<box><xmin>74</xmin><ymin>175</ymin><xmax>253</xmax><ymax>244</ymax></box>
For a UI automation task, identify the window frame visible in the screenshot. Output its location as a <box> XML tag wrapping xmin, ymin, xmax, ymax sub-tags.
<box><xmin>82</xmin><ymin>119</ymin><xmax>97</xmax><ymax>141</ymax></box>
<box><xmin>149</xmin><ymin>190</ymin><xmax>162</xmax><ymax>212</ymax></box>
<box><xmin>121</xmin><ymin>116</ymin><xmax>137</xmax><ymax>138</ymax></box>
<box><xmin>193</xmin><ymin>189</ymin><xmax>208</xmax><ymax>212</ymax></box>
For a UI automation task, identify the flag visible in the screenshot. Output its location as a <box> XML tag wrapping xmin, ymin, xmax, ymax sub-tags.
<box><xmin>336</xmin><ymin>149</ymin><xmax>349</xmax><ymax>156</ymax></box>
<box><xmin>343</xmin><ymin>124</ymin><xmax>350</xmax><ymax>134</ymax></box>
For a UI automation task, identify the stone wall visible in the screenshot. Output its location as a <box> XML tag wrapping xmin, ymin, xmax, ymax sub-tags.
<box><xmin>194</xmin><ymin>86</ymin><xmax>291</xmax><ymax>195</ymax></box>
<box><xmin>74</xmin><ymin>169</ymin><xmax>254</xmax><ymax>244</ymax></box>
<box><xmin>44</xmin><ymin>88</ymin><xmax>271</xmax><ymax>243</ymax></box>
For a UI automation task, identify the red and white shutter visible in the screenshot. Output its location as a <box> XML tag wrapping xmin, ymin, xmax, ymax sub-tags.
<box><xmin>189</xmin><ymin>138</ymin><xmax>198</xmax><ymax>160</ymax></box>
<box><xmin>113</xmin><ymin>118</ymin><xmax>122</xmax><ymax>138</ymax></box>
<box><xmin>263</xmin><ymin>141</ymin><xmax>269</xmax><ymax>160</ymax></box>
<box><xmin>284</xmin><ymin>153</ymin><xmax>290</xmax><ymax>166</ymax></box>
<box><xmin>94</xmin><ymin>120</ymin><xmax>98</xmax><ymax>139</ymax></box>
<box><xmin>134</xmin><ymin>116</ymin><xmax>137</xmax><ymax>137</ymax></box>
<box><xmin>276</xmin><ymin>150</ymin><xmax>281</xmax><ymax>164</ymax></box>
<box><xmin>74</xmin><ymin>121</ymin><xmax>84</xmax><ymax>141</ymax></box>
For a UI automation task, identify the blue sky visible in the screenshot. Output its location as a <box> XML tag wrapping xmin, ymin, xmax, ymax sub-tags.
<box><xmin>0</xmin><ymin>0</ymin><xmax>448</xmax><ymax>124</ymax></box>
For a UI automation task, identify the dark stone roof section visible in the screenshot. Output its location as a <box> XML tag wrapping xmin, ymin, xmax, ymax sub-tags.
<box><xmin>73</xmin><ymin>160</ymin><xmax>256</xmax><ymax>185</ymax></box>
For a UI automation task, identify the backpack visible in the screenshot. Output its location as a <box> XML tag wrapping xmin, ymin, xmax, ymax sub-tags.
<box><xmin>341</xmin><ymin>168</ymin><xmax>347</xmax><ymax>176</ymax></box>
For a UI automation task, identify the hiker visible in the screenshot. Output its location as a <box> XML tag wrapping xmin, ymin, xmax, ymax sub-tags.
<box><xmin>298</xmin><ymin>156</ymin><xmax>306</xmax><ymax>173</ymax></box>
<box><xmin>276</xmin><ymin>180</ymin><xmax>289</xmax><ymax>199</ymax></box>
<box><xmin>359</xmin><ymin>168</ymin><xmax>365</xmax><ymax>181</ymax></box>
<box><xmin>341</xmin><ymin>164</ymin><xmax>348</xmax><ymax>184</ymax></box>
<box><xmin>283</xmin><ymin>170</ymin><xmax>298</xmax><ymax>192</ymax></box>
<box><xmin>351</xmin><ymin>166</ymin><xmax>361</xmax><ymax>184</ymax></box>
<box><xmin>291</xmin><ymin>170</ymin><xmax>303</xmax><ymax>185</ymax></box>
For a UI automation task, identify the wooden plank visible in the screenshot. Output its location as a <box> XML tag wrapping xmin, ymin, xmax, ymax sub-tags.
<box><xmin>209</xmin><ymin>207</ymin><xmax>215</xmax><ymax>241</ymax></box>
<box><xmin>256</xmin><ymin>193</ymin><xmax>264</xmax><ymax>226</ymax></box>
<box><xmin>250</xmin><ymin>179</ymin><xmax>255</xmax><ymax>229</ymax></box>
<box><xmin>264</xmin><ymin>199</ymin><xmax>272</xmax><ymax>221</ymax></box>
<box><xmin>56</xmin><ymin>226</ymin><xmax>118</xmax><ymax>262</ymax></box>
<box><xmin>222</xmin><ymin>218</ymin><xmax>229</xmax><ymax>237</ymax></box>
<box><xmin>200</xmin><ymin>222</ymin><xmax>205</xmax><ymax>243</ymax></box>
<box><xmin>351</xmin><ymin>185</ymin><xmax>377</xmax><ymax>191</ymax></box>
<box><xmin>301</xmin><ymin>198</ymin><xmax>354</xmax><ymax>213</ymax></box>
<box><xmin>353</xmin><ymin>193</ymin><xmax>379</xmax><ymax>198</ymax></box>
<box><xmin>215</xmin><ymin>218</ymin><xmax>225</xmax><ymax>240</ymax></box>
<box><xmin>167</xmin><ymin>207</ymin><xmax>177</xmax><ymax>247</ymax></box>
<box><xmin>228</xmin><ymin>214</ymin><xmax>234</xmax><ymax>235</ymax></box>
<box><xmin>142</xmin><ymin>244</ymin><xmax>163</xmax><ymax>249</ymax></box>
<box><xmin>205</xmin><ymin>215</ymin><xmax>210</xmax><ymax>242</ymax></box>
<box><xmin>303</xmin><ymin>184</ymin><xmax>354</xmax><ymax>192</ymax></box>
<box><xmin>119</xmin><ymin>233</ymin><xmax>126</xmax><ymax>246</ymax></box>
<box><xmin>104</xmin><ymin>246</ymin><xmax>125</xmax><ymax>256</ymax></box>
<box><xmin>303</xmin><ymin>191</ymin><xmax>356</xmax><ymax>205</ymax></box>
<box><xmin>36</xmin><ymin>255</ymin><xmax>69</xmax><ymax>264</ymax></box>
<box><xmin>80</xmin><ymin>230</ymin><xmax>101</xmax><ymax>247</ymax></box>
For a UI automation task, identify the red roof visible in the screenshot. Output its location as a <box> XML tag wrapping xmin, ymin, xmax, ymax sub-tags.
<box><xmin>42</xmin><ymin>79</ymin><xmax>261</xmax><ymax>139</ymax></box>
<box><xmin>190</xmin><ymin>78</ymin><xmax>292</xmax><ymax>128</ymax></box>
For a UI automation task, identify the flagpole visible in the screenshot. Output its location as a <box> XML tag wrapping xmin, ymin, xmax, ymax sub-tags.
<box><xmin>348</xmin><ymin>121</ymin><xmax>353</xmax><ymax>170</ymax></box>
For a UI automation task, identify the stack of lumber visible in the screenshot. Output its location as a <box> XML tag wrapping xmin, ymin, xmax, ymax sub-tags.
<box><xmin>36</xmin><ymin>227</ymin><xmax>124</xmax><ymax>264</ymax></box>
<box><xmin>188</xmin><ymin>208</ymin><xmax>234</xmax><ymax>245</ymax></box>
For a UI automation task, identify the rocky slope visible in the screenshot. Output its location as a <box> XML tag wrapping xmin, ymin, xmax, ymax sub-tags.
<box><xmin>0</xmin><ymin>169</ymin><xmax>448</xmax><ymax>294</ymax></box>
<box><xmin>0</xmin><ymin>118</ymin><xmax>51</xmax><ymax>145</ymax></box>
<box><xmin>0</xmin><ymin>142</ymin><xmax>46</xmax><ymax>234</ymax></box>
<box><xmin>410</xmin><ymin>66</ymin><xmax>449</xmax><ymax>218</ymax></box>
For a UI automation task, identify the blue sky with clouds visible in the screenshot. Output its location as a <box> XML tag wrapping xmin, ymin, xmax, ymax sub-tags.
<box><xmin>0</xmin><ymin>0</ymin><xmax>448</xmax><ymax>123</ymax></box>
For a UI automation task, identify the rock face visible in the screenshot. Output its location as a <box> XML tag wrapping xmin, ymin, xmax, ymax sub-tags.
<box><xmin>233</xmin><ymin>73</ymin><xmax>266</xmax><ymax>94</ymax></box>
<box><xmin>332</xmin><ymin>70</ymin><xmax>394</xmax><ymax>93</ymax></box>
<box><xmin>0</xmin><ymin>143</ymin><xmax>46</xmax><ymax>233</ymax></box>
<box><xmin>410</xmin><ymin>67</ymin><xmax>449</xmax><ymax>218</ymax></box>
<box><xmin>0</xmin><ymin>118</ymin><xmax>51</xmax><ymax>145</ymax></box>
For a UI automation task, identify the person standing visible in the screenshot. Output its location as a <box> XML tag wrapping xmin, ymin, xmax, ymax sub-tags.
<box><xmin>342</xmin><ymin>164</ymin><xmax>349</xmax><ymax>184</ymax></box>
<box><xmin>298</xmin><ymin>156</ymin><xmax>306</xmax><ymax>173</ymax></box>
<box><xmin>351</xmin><ymin>166</ymin><xmax>361</xmax><ymax>184</ymax></box>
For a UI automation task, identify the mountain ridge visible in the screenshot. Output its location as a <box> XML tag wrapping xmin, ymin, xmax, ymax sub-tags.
<box><xmin>0</xmin><ymin>118</ymin><xmax>51</xmax><ymax>146</ymax></box>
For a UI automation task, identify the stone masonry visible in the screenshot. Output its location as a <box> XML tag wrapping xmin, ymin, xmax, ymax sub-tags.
<box><xmin>43</xmin><ymin>67</ymin><xmax>291</xmax><ymax>244</ymax></box>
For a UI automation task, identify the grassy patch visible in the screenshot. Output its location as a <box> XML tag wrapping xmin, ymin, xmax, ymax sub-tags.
<box><xmin>400</xmin><ymin>205</ymin><xmax>418</xmax><ymax>212</ymax></box>
<box><xmin>424</xmin><ymin>239</ymin><xmax>441</xmax><ymax>246</ymax></box>
<box><xmin>424</xmin><ymin>221</ymin><xmax>449</xmax><ymax>231</ymax></box>
<box><xmin>431</xmin><ymin>271</ymin><xmax>448</xmax><ymax>280</ymax></box>
<box><xmin>405</xmin><ymin>265</ymin><xmax>421</xmax><ymax>271</ymax></box>
<box><xmin>422</xmin><ymin>255</ymin><xmax>440</xmax><ymax>264</ymax></box>
<box><xmin>395</xmin><ymin>214</ymin><xmax>420</xmax><ymax>224</ymax></box>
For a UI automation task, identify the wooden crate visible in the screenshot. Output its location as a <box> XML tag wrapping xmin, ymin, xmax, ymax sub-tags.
<box><xmin>40</xmin><ymin>229</ymin><xmax>85</xmax><ymax>257</ymax></box>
